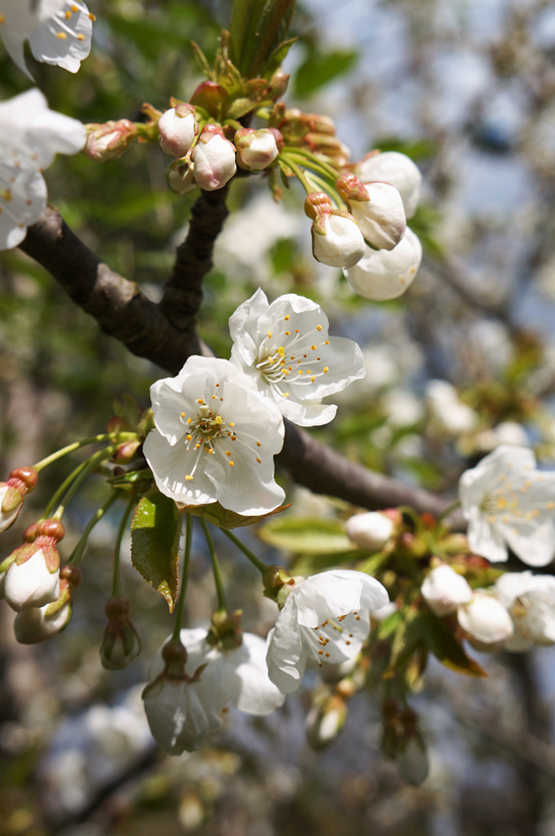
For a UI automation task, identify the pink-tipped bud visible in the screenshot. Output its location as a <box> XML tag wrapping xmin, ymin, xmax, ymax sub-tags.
<box><xmin>192</xmin><ymin>125</ymin><xmax>236</xmax><ymax>191</ymax></box>
<box><xmin>337</xmin><ymin>172</ymin><xmax>406</xmax><ymax>251</ymax></box>
<box><xmin>166</xmin><ymin>157</ymin><xmax>197</xmax><ymax>195</ymax></box>
<box><xmin>158</xmin><ymin>104</ymin><xmax>198</xmax><ymax>157</ymax></box>
<box><xmin>4</xmin><ymin>518</ymin><xmax>63</xmax><ymax>612</ymax></box>
<box><xmin>305</xmin><ymin>192</ymin><xmax>365</xmax><ymax>269</ymax></box>
<box><xmin>84</xmin><ymin>120</ymin><xmax>138</xmax><ymax>162</ymax></box>
<box><xmin>0</xmin><ymin>467</ymin><xmax>38</xmax><ymax>533</ymax></box>
<box><xmin>100</xmin><ymin>596</ymin><xmax>141</xmax><ymax>670</ymax></box>
<box><xmin>13</xmin><ymin>565</ymin><xmax>81</xmax><ymax>645</ymax></box>
<box><xmin>113</xmin><ymin>439</ymin><xmax>142</xmax><ymax>464</ymax></box>
<box><xmin>234</xmin><ymin>128</ymin><xmax>283</xmax><ymax>171</ymax></box>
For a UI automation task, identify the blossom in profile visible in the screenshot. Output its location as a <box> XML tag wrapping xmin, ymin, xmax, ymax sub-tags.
<box><xmin>495</xmin><ymin>571</ymin><xmax>555</xmax><ymax>651</ymax></box>
<box><xmin>143</xmin><ymin>356</ymin><xmax>285</xmax><ymax>515</ymax></box>
<box><xmin>457</xmin><ymin>590</ymin><xmax>514</xmax><ymax>650</ymax></box>
<box><xmin>344</xmin><ymin>228</ymin><xmax>422</xmax><ymax>301</ymax></box>
<box><xmin>459</xmin><ymin>445</ymin><xmax>555</xmax><ymax>565</ymax></box>
<box><xmin>158</xmin><ymin>104</ymin><xmax>198</xmax><ymax>158</ymax></box>
<box><xmin>336</xmin><ymin>173</ymin><xmax>406</xmax><ymax>251</ymax></box>
<box><xmin>4</xmin><ymin>519</ymin><xmax>64</xmax><ymax>612</ymax></box>
<box><xmin>0</xmin><ymin>88</ymin><xmax>86</xmax><ymax>250</ymax></box>
<box><xmin>421</xmin><ymin>564</ymin><xmax>473</xmax><ymax>617</ymax></box>
<box><xmin>229</xmin><ymin>289</ymin><xmax>365</xmax><ymax>426</ymax></box>
<box><xmin>0</xmin><ymin>0</ymin><xmax>94</xmax><ymax>78</ymax></box>
<box><xmin>305</xmin><ymin>192</ymin><xmax>365</xmax><ymax>269</ymax></box>
<box><xmin>356</xmin><ymin>151</ymin><xmax>422</xmax><ymax>218</ymax></box>
<box><xmin>266</xmin><ymin>569</ymin><xmax>389</xmax><ymax>694</ymax></box>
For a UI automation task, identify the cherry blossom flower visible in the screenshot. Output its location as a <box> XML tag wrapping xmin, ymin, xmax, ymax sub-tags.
<box><xmin>0</xmin><ymin>88</ymin><xmax>85</xmax><ymax>250</ymax></box>
<box><xmin>145</xmin><ymin>628</ymin><xmax>284</xmax><ymax>754</ymax></box>
<box><xmin>494</xmin><ymin>571</ymin><xmax>555</xmax><ymax>651</ymax></box>
<box><xmin>5</xmin><ymin>547</ymin><xmax>60</xmax><ymax>612</ymax></box>
<box><xmin>0</xmin><ymin>0</ymin><xmax>93</xmax><ymax>78</ymax></box>
<box><xmin>143</xmin><ymin>356</ymin><xmax>285</xmax><ymax>516</ymax></box>
<box><xmin>421</xmin><ymin>564</ymin><xmax>473</xmax><ymax>617</ymax></box>
<box><xmin>343</xmin><ymin>228</ymin><xmax>422</xmax><ymax>301</ymax></box>
<box><xmin>459</xmin><ymin>445</ymin><xmax>555</xmax><ymax>566</ymax></box>
<box><xmin>426</xmin><ymin>379</ymin><xmax>478</xmax><ymax>435</ymax></box>
<box><xmin>356</xmin><ymin>151</ymin><xmax>422</xmax><ymax>218</ymax></box>
<box><xmin>457</xmin><ymin>590</ymin><xmax>514</xmax><ymax>650</ymax></box>
<box><xmin>266</xmin><ymin>569</ymin><xmax>388</xmax><ymax>694</ymax></box>
<box><xmin>13</xmin><ymin>563</ymin><xmax>80</xmax><ymax>644</ymax></box>
<box><xmin>229</xmin><ymin>289</ymin><xmax>365</xmax><ymax>426</ymax></box>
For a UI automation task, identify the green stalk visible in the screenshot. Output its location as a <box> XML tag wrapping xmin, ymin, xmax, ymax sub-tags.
<box><xmin>437</xmin><ymin>500</ymin><xmax>461</xmax><ymax>525</ymax></box>
<box><xmin>172</xmin><ymin>514</ymin><xmax>193</xmax><ymax>642</ymax></box>
<box><xmin>282</xmin><ymin>147</ymin><xmax>341</xmax><ymax>182</ymax></box>
<box><xmin>200</xmin><ymin>519</ymin><xmax>226</xmax><ymax>613</ymax></box>
<box><xmin>42</xmin><ymin>457</ymin><xmax>93</xmax><ymax>521</ymax></box>
<box><xmin>222</xmin><ymin>528</ymin><xmax>268</xmax><ymax>575</ymax></box>
<box><xmin>112</xmin><ymin>497</ymin><xmax>135</xmax><ymax>597</ymax></box>
<box><xmin>52</xmin><ymin>445</ymin><xmax>118</xmax><ymax>520</ymax></box>
<box><xmin>33</xmin><ymin>432</ymin><xmax>139</xmax><ymax>472</ymax></box>
<box><xmin>66</xmin><ymin>491</ymin><xmax>120</xmax><ymax>565</ymax></box>
<box><xmin>278</xmin><ymin>157</ymin><xmax>312</xmax><ymax>194</ymax></box>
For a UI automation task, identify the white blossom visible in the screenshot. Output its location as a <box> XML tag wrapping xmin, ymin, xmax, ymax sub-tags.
<box><xmin>311</xmin><ymin>212</ymin><xmax>366</xmax><ymax>269</ymax></box>
<box><xmin>0</xmin><ymin>89</ymin><xmax>86</xmax><ymax>250</ymax></box>
<box><xmin>266</xmin><ymin>569</ymin><xmax>388</xmax><ymax>694</ymax></box>
<box><xmin>495</xmin><ymin>571</ymin><xmax>555</xmax><ymax>651</ymax></box>
<box><xmin>421</xmin><ymin>564</ymin><xmax>473</xmax><ymax>617</ymax></box>
<box><xmin>229</xmin><ymin>288</ymin><xmax>365</xmax><ymax>427</ymax></box>
<box><xmin>0</xmin><ymin>0</ymin><xmax>93</xmax><ymax>78</ymax></box>
<box><xmin>344</xmin><ymin>228</ymin><xmax>422</xmax><ymax>301</ymax></box>
<box><xmin>0</xmin><ymin>484</ymin><xmax>23</xmax><ymax>531</ymax></box>
<box><xmin>143</xmin><ymin>356</ymin><xmax>285</xmax><ymax>516</ymax></box>
<box><xmin>348</xmin><ymin>181</ymin><xmax>406</xmax><ymax>251</ymax></box>
<box><xmin>158</xmin><ymin>106</ymin><xmax>198</xmax><ymax>158</ymax></box>
<box><xmin>457</xmin><ymin>590</ymin><xmax>514</xmax><ymax>649</ymax></box>
<box><xmin>14</xmin><ymin>599</ymin><xmax>71</xmax><ymax>644</ymax></box>
<box><xmin>426</xmin><ymin>380</ymin><xmax>478</xmax><ymax>436</ymax></box>
<box><xmin>356</xmin><ymin>151</ymin><xmax>422</xmax><ymax>218</ymax></box>
<box><xmin>192</xmin><ymin>126</ymin><xmax>236</xmax><ymax>191</ymax></box>
<box><xmin>4</xmin><ymin>548</ymin><xmax>60</xmax><ymax>612</ymax></box>
<box><xmin>345</xmin><ymin>511</ymin><xmax>395</xmax><ymax>551</ymax></box>
<box><xmin>459</xmin><ymin>445</ymin><xmax>555</xmax><ymax>566</ymax></box>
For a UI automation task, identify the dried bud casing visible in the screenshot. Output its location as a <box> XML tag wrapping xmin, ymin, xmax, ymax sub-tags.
<box><xmin>166</xmin><ymin>157</ymin><xmax>197</xmax><ymax>195</ymax></box>
<box><xmin>100</xmin><ymin>596</ymin><xmax>141</xmax><ymax>670</ymax></box>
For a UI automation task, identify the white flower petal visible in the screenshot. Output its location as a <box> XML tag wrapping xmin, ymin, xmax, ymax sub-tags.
<box><xmin>0</xmin><ymin>164</ymin><xmax>46</xmax><ymax>250</ymax></box>
<box><xmin>30</xmin><ymin>1</ymin><xmax>92</xmax><ymax>73</ymax></box>
<box><xmin>350</xmin><ymin>182</ymin><xmax>406</xmax><ymax>251</ymax></box>
<box><xmin>4</xmin><ymin>550</ymin><xmax>60</xmax><ymax>612</ymax></box>
<box><xmin>312</xmin><ymin>214</ymin><xmax>366</xmax><ymax>269</ymax></box>
<box><xmin>219</xmin><ymin>633</ymin><xmax>285</xmax><ymax>715</ymax></box>
<box><xmin>144</xmin><ymin>428</ymin><xmax>215</xmax><ymax>506</ymax></box>
<box><xmin>357</xmin><ymin>151</ymin><xmax>422</xmax><ymax>218</ymax></box>
<box><xmin>344</xmin><ymin>228</ymin><xmax>422</xmax><ymax>301</ymax></box>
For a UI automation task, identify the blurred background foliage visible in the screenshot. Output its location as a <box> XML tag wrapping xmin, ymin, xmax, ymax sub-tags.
<box><xmin>4</xmin><ymin>0</ymin><xmax>555</xmax><ymax>834</ymax></box>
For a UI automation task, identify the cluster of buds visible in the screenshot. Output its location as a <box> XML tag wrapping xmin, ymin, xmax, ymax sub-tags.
<box><xmin>3</xmin><ymin>518</ymin><xmax>64</xmax><ymax>612</ymax></box>
<box><xmin>0</xmin><ymin>467</ymin><xmax>38</xmax><ymax>532</ymax></box>
<box><xmin>276</xmin><ymin>109</ymin><xmax>350</xmax><ymax>167</ymax></box>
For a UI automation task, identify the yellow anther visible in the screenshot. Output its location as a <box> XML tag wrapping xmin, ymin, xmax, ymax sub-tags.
<box><xmin>185</xmin><ymin>475</ymin><xmax>194</xmax><ymax>481</ymax></box>
<box><xmin>186</xmin><ymin>434</ymin><xmax>192</xmax><ymax>441</ymax></box>
<box><xmin>256</xmin><ymin>441</ymin><xmax>261</xmax><ymax>447</ymax></box>
<box><xmin>229</xmin><ymin>422</ymin><xmax>235</xmax><ymax>427</ymax></box>
<box><xmin>323</xmin><ymin>366</ymin><xmax>329</xmax><ymax>374</ymax></box>
<box><xmin>282</xmin><ymin>392</ymin><xmax>290</xmax><ymax>398</ymax></box>
<box><xmin>225</xmin><ymin>450</ymin><xmax>231</xmax><ymax>456</ymax></box>
<box><xmin>197</xmin><ymin>399</ymin><xmax>204</xmax><ymax>404</ymax></box>
<box><xmin>256</xmin><ymin>457</ymin><xmax>262</xmax><ymax>463</ymax></box>
<box><xmin>325</xmin><ymin>340</ymin><xmax>329</xmax><ymax>345</ymax></box>
<box><xmin>65</xmin><ymin>10</ymin><xmax>72</xmax><ymax>18</ymax></box>
<box><xmin>267</xmin><ymin>331</ymin><xmax>273</xmax><ymax>339</ymax></box>
<box><xmin>278</xmin><ymin>346</ymin><xmax>285</xmax><ymax>356</ymax></box>
<box><xmin>187</xmin><ymin>418</ymin><xmax>192</xmax><ymax>424</ymax></box>
<box><xmin>228</xmin><ymin>461</ymin><xmax>235</xmax><ymax>466</ymax></box>
<box><xmin>0</xmin><ymin>14</ymin><xmax>5</xmax><ymax>23</ymax></box>
<box><xmin>311</xmin><ymin>345</ymin><xmax>317</xmax><ymax>350</ymax></box>
<box><xmin>231</xmin><ymin>435</ymin><xmax>237</xmax><ymax>440</ymax></box>
<box><xmin>284</xmin><ymin>315</ymin><xmax>290</xmax><ymax>320</ymax></box>
<box><xmin>180</xmin><ymin>412</ymin><xmax>186</xmax><ymax>418</ymax></box>
<box><xmin>316</xmin><ymin>325</ymin><xmax>322</xmax><ymax>331</ymax></box>
<box><xmin>285</xmin><ymin>331</ymin><xmax>290</xmax><ymax>336</ymax></box>
<box><xmin>212</xmin><ymin>395</ymin><xmax>217</xmax><ymax>399</ymax></box>
<box><xmin>295</xmin><ymin>329</ymin><xmax>299</xmax><ymax>333</ymax></box>
<box><xmin>548</xmin><ymin>501</ymin><xmax>555</xmax><ymax>509</ymax></box>
<box><xmin>215</xmin><ymin>415</ymin><xmax>222</xmax><ymax>424</ymax></box>
<box><xmin>57</xmin><ymin>31</ymin><xmax>67</xmax><ymax>38</ymax></box>
<box><xmin>311</xmin><ymin>376</ymin><xmax>315</xmax><ymax>383</ymax></box>
<box><xmin>72</xmin><ymin>4</ymin><xmax>78</xmax><ymax>10</ymax></box>
<box><xmin>89</xmin><ymin>12</ymin><xmax>96</xmax><ymax>20</ymax></box>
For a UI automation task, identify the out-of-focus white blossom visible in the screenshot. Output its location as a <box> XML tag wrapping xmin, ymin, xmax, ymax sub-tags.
<box><xmin>421</xmin><ymin>564</ymin><xmax>473</xmax><ymax>617</ymax></box>
<box><xmin>426</xmin><ymin>379</ymin><xmax>478</xmax><ymax>435</ymax></box>
<box><xmin>495</xmin><ymin>571</ymin><xmax>555</xmax><ymax>651</ymax></box>
<box><xmin>345</xmin><ymin>511</ymin><xmax>396</xmax><ymax>551</ymax></box>
<box><xmin>457</xmin><ymin>590</ymin><xmax>514</xmax><ymax>649</ymax></box>
<box><xmin>229</xmin><ymin>288</ymin><xmax>365</xmax><ymax>427</ymax></box>
<box><xmin>356</xmin><ymin>151</ymin><xmax>422</xmax><ymax>218</ymax></box>
<box><xmin>344</xmin><ymin>228</ymin><xmax>422</xmax><ymax>301</ymax></box>
<box><xmin>475</xmin><ymin>421</ymin><xmax>529</xmax><ymax>452</ymax></box>
<box><xmin>459</xmin><ymin>445</ymin><xmax>555</xmax><ymax>565</ymax></box>
<box><xmin>382</xmin><ymin>387</ymin><xmax>424</xmax><ymax>428</ymax></box>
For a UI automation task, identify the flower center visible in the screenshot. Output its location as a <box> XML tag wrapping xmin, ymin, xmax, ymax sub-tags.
<box><xmin>255</xmin><ymin>317</ymin><xmax>331</xmax><ymax>396</ymax></box>
<box><xmin>481</xmin><ymin>469</ymin><xmax>555</xmax><ymax>535</ymax></box>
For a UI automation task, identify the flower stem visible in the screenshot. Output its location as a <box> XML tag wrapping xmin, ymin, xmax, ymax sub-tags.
<box><xmin>437</xmin><ymin>500</ymin><xmax>461</xmax><ymax>525</ymax></box>
<box><xmin>172</xmin><ymin>514</ymin><xmax>193</xmax><ymax>642</ymax></box>
<box><xmin>222</xmin><ymin>528</ymin><xmax>268</xmax><ymax>575</ymax></box>
<box><xmin>200</xmin><ymin>519</ymin><xmax>226</xmax><ymax>613</ymax></box>
<box><xmin>282</xmin><ymin>147</ymin><xmax>341</xmax><ymax>182</ymax></box>
<box><xmin>33</xmin><ymin>433</ymin><xmax>139</xmax><ymax>472</ymax></box>
<box><xmin>278</xmin><ymin>157</ymin><xmax>313</xmax><ymax>194</ymax></box>
<box><xmin>42</xmin><ymin>458</ymin><xmax>93</xmax><ymax>521</ymax></box>
<box><xmin>52</xmin><ymin>446</ymin><xmax>118</xmax><ymax>520</ymax></box>
<box><xmin>67</xmin><ymin>491</ymin><xmax>120</xmax><ymax>565</ymax></box>
<box><xmin>112</xmin><ymin>497</ymin><xmax>135</xmax><ymax>598</ymax></box>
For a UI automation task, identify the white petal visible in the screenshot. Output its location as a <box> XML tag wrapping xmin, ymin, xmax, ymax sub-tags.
<box><xmin>293</xmin><ymin>569</ymin><xmax>388</xmax><ymax>628</ymax></box>
<box><xmin>498</xmin><ymin>519</ymin><xmax>555</xmax><ymax>567</ymax></box>
<box><xmin>266</xmin><ymin>598</ymin><xmax>307</xmax><ymax>694</ymax></box>
<box><xmin>220</xmin><ymin>633</ymin><xmax>285</xmax><ymax>715</ymax></box>
<box><xmin>351</xmin><ymin>182</ymin><xmax>406</xmax><ymax>251</ymax></box>
<box><xmin>4</xmin><ymin>550</ymin><xmax>59</xmax><ymax>612</ymax></box>
<box><xmin>344</xmin><ymin>228</ymin><xmax>422</xmax><ymax>301</ymax></box>
<box><xmin>357</xmin><ymin>152</ymin><xmax>422</xmax><ymax>218</ymax></box>
<box><xmin>0</xmin><ymin>164</ymin><xmax>46</xmax><ymax>250</ymax></box>
<box><xmin>312</xmin><ymin>214</ymin><xmax>366</xmax><ymax>269</ymax></box>
<box><xmin>466</xmin><ymin>509</ymin><xmax>508</xmax><ymax>563</ymax></box>
<box><xmin>457</xmin><ymin>592</ymin><xmax>514</xmax><ymax>645</ymax></box>
<box><xmin>29</xmin><ymin>1</ymin><xmax>92</xmax><ymax>73</ymax></box>
<box><xmin>143</xmin><ymin>428</ymin><xmax>216</xmax><ymax>506</ymax></box>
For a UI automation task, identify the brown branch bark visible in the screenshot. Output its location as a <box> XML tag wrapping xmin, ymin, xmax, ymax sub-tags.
<box><xmin>18</xmin><ymin>202</ymin><xmax>460</xmax><ymax>521</ymax></box>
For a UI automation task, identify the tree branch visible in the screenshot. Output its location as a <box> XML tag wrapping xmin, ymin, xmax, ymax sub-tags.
<box><xmin>18</xmin><ymin>204</ymin><xmax>460</xmax><ymax>521</ymax></box>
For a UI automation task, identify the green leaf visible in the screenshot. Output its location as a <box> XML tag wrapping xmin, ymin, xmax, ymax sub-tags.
<box><xmin>131</xmin><ymin>491</ymin><xmax>180</xmax><ymax>611</ymax></box>
<box><xmin>229</xmin><ymin>0</ymin><xmax>297</xmax><ymax>78</ymax></box>
<box><xmin>290</xmin><ymin>549</ymin><xmax>361</xmax><ymax>576</ymax></box>
<box><xmin>294</xmin><ymin>45</ymin><xmax>358</xmax><ymax>98</ymax></box>
<box><xmin>258</xmin><ymin>516</ymin><xmax>355</xmax><ymax>554</ymax></box>
<box><xmin>263</xmin><ymin>37</ymin><xmax>297</xmax><ymax>79</ymax></box>
<box><xmin>421</xmin><ymin>610</ymin><xmax>487</xmax><ymax>677</ymax></box>
<box><xmin>191</xmin><ymin>41</ymin><xmax>214</xmax><ymax>79</ymax></box>
<box><xmin>180</xmin><ymin>501</ymin><xmax>290</xmax><ymax>529</ymax></box>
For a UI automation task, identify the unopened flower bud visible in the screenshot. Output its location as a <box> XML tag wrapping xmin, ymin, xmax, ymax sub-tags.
<box><xmin>14</xmin><ymin>565</ymin><xmax>81</xmax><ymax>645</ymax></box>
<box><xmin>305</xmin><ymin>134</ymin><xmax>350</xmax><ymax>166</ymax></box>
<box><xmin>0</xmin><ymin>467</ymin><xmax>38</xmax><ymax>532</ymax></box>
<box><xmin>100</xmin><ymin>596</ymin><xmax>141</xmax><ymax>670</ymax></box>
<box><xmin>306</xmin><ymin>694</ymin><xmax>348</xmax><ymax>750</ymax></box>
<box><xmin>344</xmin><ymin>228</ymin><xmax>422</xmax><ymax>301</ymax></box>
<box><xmin>158</xmin><ymin>104</ymin><xmax>198</xmax><ymax>157</ymax></box>
<box><xmin>356</xmin><ymin>151</ymin><xmax>422</xmax><ymax>218</ymax></box>
<box><xmin>421</xmin><ymin>564</ymin><xmax>473</xmax><ymax>617</ymax></box>
<box><xmin>345</xmin><ymin>510</ymin><xmax>398</xmax><ymax>551</ymax></box>
<box><xmin>397</xmin><ymin>735</ymin><xmax>429</xmax><ymax>787</ymax></box>
<box><xmin>4</xmin><ymin>518</ymin><xmax>63</xmax><ymax>612</ymax></box>
<box><xmin>268</xmin><ymin>69</ymin><xmax>290</xmax><ymax>98</ymax></box>
<box><xmin>457</xmin><ymin>590</ymin><xmax>514</xmax><ymax>650</ymax></box>
<box><xmin>234</xmin><ymin>128</ymin><xmax>282</xmax><ymax>171</ymax></box>
<box><xmin>113</xmin><ymin>439</ymin><xmax>142</xmax><ymax>464</ymax></box>
<box><xmin>166</xmin><ymin>157</ymin><xmax>197</xmax><ymax>195</ymax></box>
<box><xmin>84</xmin><ymin>120</ymin><xmax>138</xmax><ymax>162</ymax></box>
<box><xmin>305</xmin><ymin>192</ymin><xmax>365</xmax><ymax>269</ymax></box>
<box><xmin>336</xmin><ymin>173</ymin><xmax>406</xmax><ymax>251</ymax></box>
<box><xmin>192</xmin><ymin>125</ymin><xmax>236</xmax><ymax>191</ymax></box>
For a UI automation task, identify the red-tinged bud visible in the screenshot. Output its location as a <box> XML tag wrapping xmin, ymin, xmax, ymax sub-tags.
<box><xmin>84</xmin><ymin>120</ymin><xmax>138</xmax><ymax>162</ymax></box>
<box><xmin>4</xmin><ymin>518</ymin><xmax>63</xmax><ymax>612</ymax></box>
<box><xmin>234</xmin><ymin>128</ymin><xmax>282</xmax><ymax>171</ymax></box>
<box><xmin>192</xmin><ymin>125</ymin><xmax>236</xmax><ymax>191</ymax></box>
<box><xmin>113</xmin><ymin>439</ymin><xmax>142</xmax><ymax>464</ymax></box>
<box><xmin>0</xmin><ymin>467</ymin><xmax>38</xmax><ymax>532</ymax></box>
<box><xmin>13</xmin><ymin>566</ymin><xmax>81</xmax><ymax>645</ymax></box>
<box><xmin>269</xmin><ymin>69</ymin><xmax>290</xmax><ymax>98</ymax></box>
<box><xmin>100</xmin><ymin>596</ymin><xmax>141</xmax><ymax>671</ymax></box>
<box><xmin>166</xmin><ymin>157</ymin><xmax>197</xmax><ymax>195</ymax></box>
<box><xmin>190</xmin><ymin>81</ymin><xmax>229</xmax><ymax>116</ymax></box>
<box><xmin>305</xmin><ymin>193</ymin><xmax>365</xmax><ymax>269</ymax></box>
<box><xmin>336</xmin><ymin>172</ymin><xmax>369</xmax><ymax>204</ymax></box>
<box><xmin>157</xmin><ymin>103</ymin><xmax>198</xmax><ymax>157</ymax></box>
<box><xmin>35</xmin><ymin>519</ymin><xmax>65</xmax><ymax>542</ymax></box>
